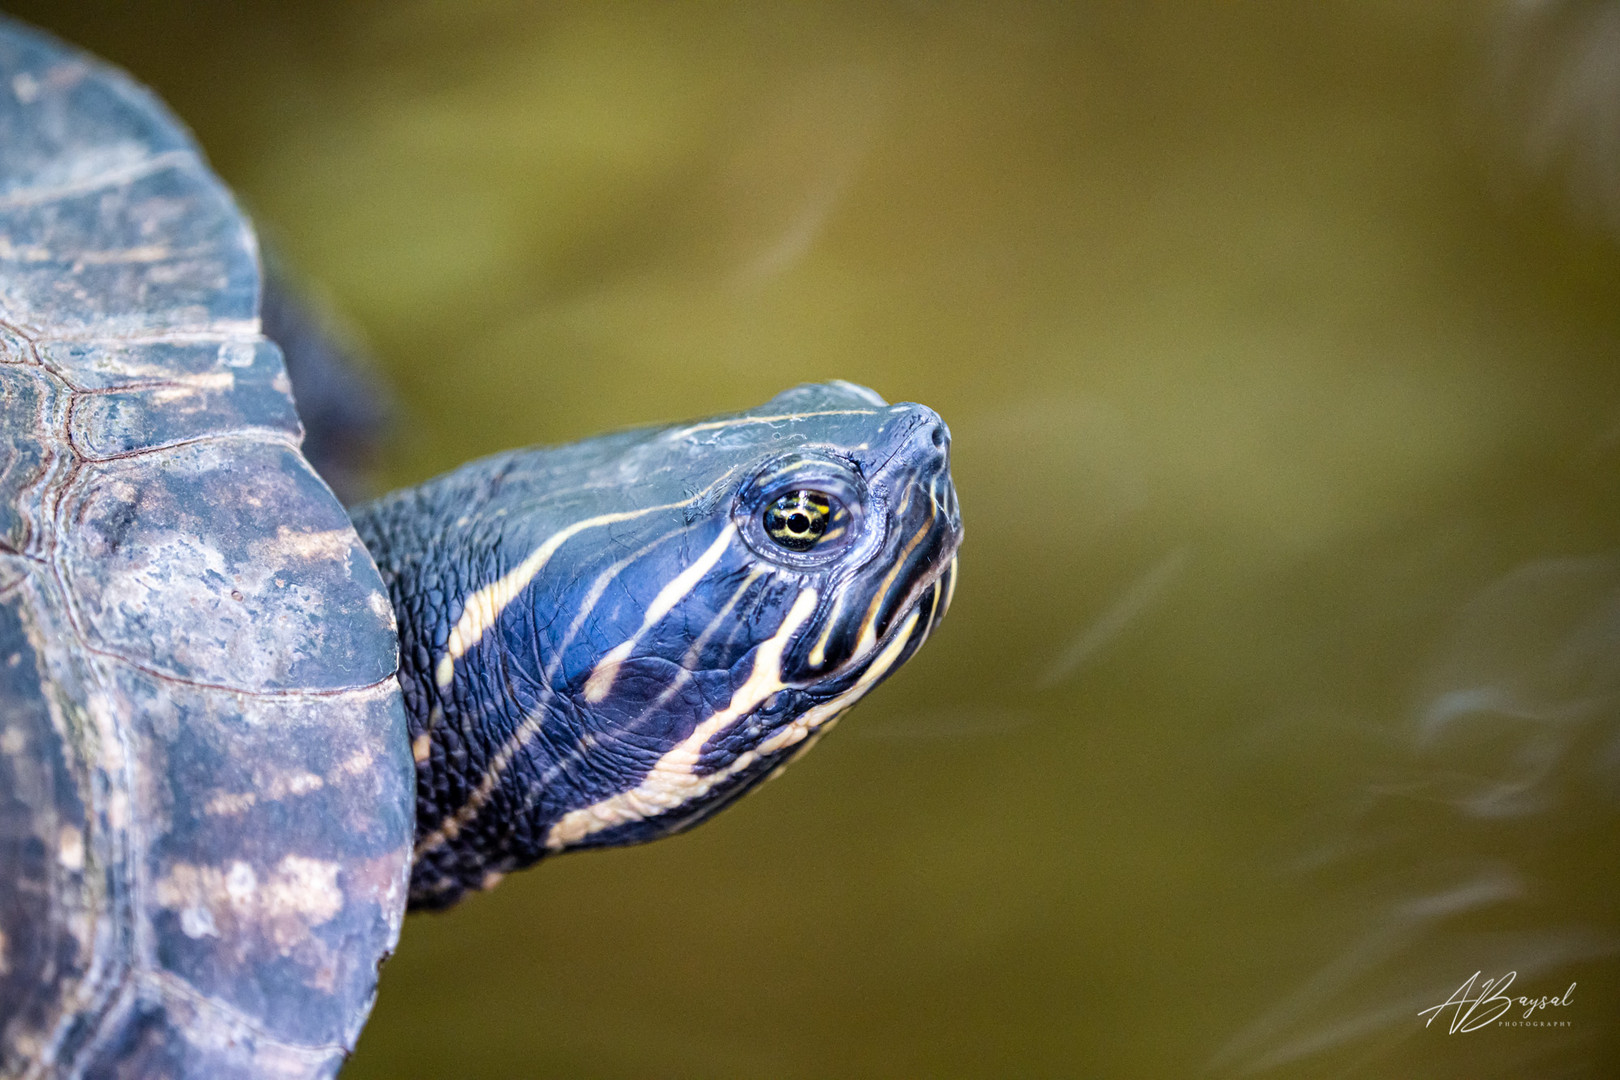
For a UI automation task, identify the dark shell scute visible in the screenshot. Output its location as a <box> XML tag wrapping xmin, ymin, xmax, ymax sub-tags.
<box><xmin>77</xmin><ymin>988</ymin><xmax>344</xmax><ymax>1080</ymax></box>
<box><xmin>0</xmin><ymin>594</ymin><xmax>91</xmax><ymax>1077</ymax></box>
<box><xmin>0</xmin><ymin>363</ymin><xmax>72</xmax><ymax>557</ymax></box>
<box><xmin>113</xmin><ymin>665</ymin><xmax>410</xmax><ymax>1049</ymax></box>
<box><xmin>59</xmin><ymin>439</ymin><xmax>399</xmax><ymax>693</ymax></box>
<box><xmin>51</xmin><ymin>339</ymin><xmax>303</xmax><ymax>459</ymax></box>
<box><xmin>0</xmin><ymin>26</ymin><xmax>193</xmax><ymax>203</ymax></box>
<box><xmin>0</xmin><ymin>157</ymin><xmax>257</xmax><ymax>336</ymax></box>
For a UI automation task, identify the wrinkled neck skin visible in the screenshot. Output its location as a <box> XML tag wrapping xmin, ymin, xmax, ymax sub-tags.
<box><xmin>351</xmin><ymin>383</ymin><xmax>962</xmax><ymax>910</ymax></box>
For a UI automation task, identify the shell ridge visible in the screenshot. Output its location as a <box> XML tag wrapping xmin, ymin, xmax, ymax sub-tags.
<box><xmin>65</xmin><ymin>426</ymin><xmax>305</xmax><ymax>466</ymax></box>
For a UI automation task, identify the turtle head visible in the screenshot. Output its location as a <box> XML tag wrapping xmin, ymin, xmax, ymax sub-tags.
<box><xmin>535</xmin><ymin>382</ymin><xmax>962</xmax><ymax>852</ymax></box>
<box><xmin>356</xmin><ymin>382</ymin><xmax>961</xmax><ymax>908</ymax></box>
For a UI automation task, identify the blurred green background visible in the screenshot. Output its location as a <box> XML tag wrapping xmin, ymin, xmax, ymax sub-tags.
<box><xmin>10</xmin><ymin>2</ymin><xmax>1620</xmax><ymax>1076</ymax></box>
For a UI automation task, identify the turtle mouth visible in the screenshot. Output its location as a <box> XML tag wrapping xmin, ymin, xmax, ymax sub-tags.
<box><xmin>889</xmin><ymin>545</ymin><xmax>959</xmax><ymax>649</ymax></box>
<box><xmin>809</xmin><ymin>470</ymin><xmax>962</xmax><ymax>689</ymax></box>
<box><xmin>839</xmin><ymin>544</ymin><xmax>958</xmax><ymax>681</ymax></box>
<box><xmin>866</xmin><ymin>521</ymin><xmax>959</xmax><ymax>643</ymax></box>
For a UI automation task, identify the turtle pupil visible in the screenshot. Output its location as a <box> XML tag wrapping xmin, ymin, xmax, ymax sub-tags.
<box><xmin>764</xmin><ymin>490</ymin><xmax>833</xmax><ymax>552</ymax></box>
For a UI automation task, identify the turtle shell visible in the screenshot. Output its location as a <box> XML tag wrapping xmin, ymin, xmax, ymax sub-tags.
<box><xmin>0</xmin><ymin>17</ymin><xmax>412</xmax><ymax>1080</ymax></box>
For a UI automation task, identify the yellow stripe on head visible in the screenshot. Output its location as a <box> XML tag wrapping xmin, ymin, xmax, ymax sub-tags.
<box><xmin>852</xmin><ymin>495</ymin><xmax>934</xmax><ymax>660</ymax></box>
<box><xmin>667</xmin><ymin>409</ymin><xmax>878</xmax><ymax>439</ymax></box>
<box><xmin>545</xmin><ymin>587</ymin><xmax>820</xmax><ymax>850</ymax></box>
<box><xmin>545</xmin><ymin>603</ymin><xmax>919</xmax><ymax>852</ymax></box>
<box><xmin>584</xmin><ymin>526</ymin><xmax>735</xmax><ymax>702</ymax></box>
<box><xmin>435</xmin><ymin>484</ymin><xmax>726</xmax><ymax>689</ymax></box>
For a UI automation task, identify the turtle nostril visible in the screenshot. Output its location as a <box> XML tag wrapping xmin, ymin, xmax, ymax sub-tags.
<box><xmin>929</xmin><ymin>425</ymin><xmax>946</xmax><ymax>449</ymax></box>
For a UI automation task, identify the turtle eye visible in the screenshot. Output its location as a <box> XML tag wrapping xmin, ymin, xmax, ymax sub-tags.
<box><xmin>763</xmin><ymin>490</ymin><xmax>840</xmax><ymax>552</ymax></box>
<box><xmin>736</xmin><ymin>456</ymin><xmax>865</xmax><ymax>566</ymax></box>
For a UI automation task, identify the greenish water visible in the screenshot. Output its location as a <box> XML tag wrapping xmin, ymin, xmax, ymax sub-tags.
<box><xmin>14</xmin><ymin>3</ymin><xmax>1620</xmax><ymax>1076</ymax></box>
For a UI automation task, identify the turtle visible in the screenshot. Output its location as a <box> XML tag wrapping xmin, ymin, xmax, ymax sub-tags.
<box><xmin>0</xmin><ymin>16</ymin><xmax>962</xmax><ymax>1080</ymax></box>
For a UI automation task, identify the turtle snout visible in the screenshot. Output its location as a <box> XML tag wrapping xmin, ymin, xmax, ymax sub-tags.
<box><xmin>885</xmin><ymin>403</ymin><xmax>951</xmax><ymax>468</ymax></box>
<box><xmin>891</xmin><ymin>404</ymin><xmax>960</xmax><ymax>537</ymax></box>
